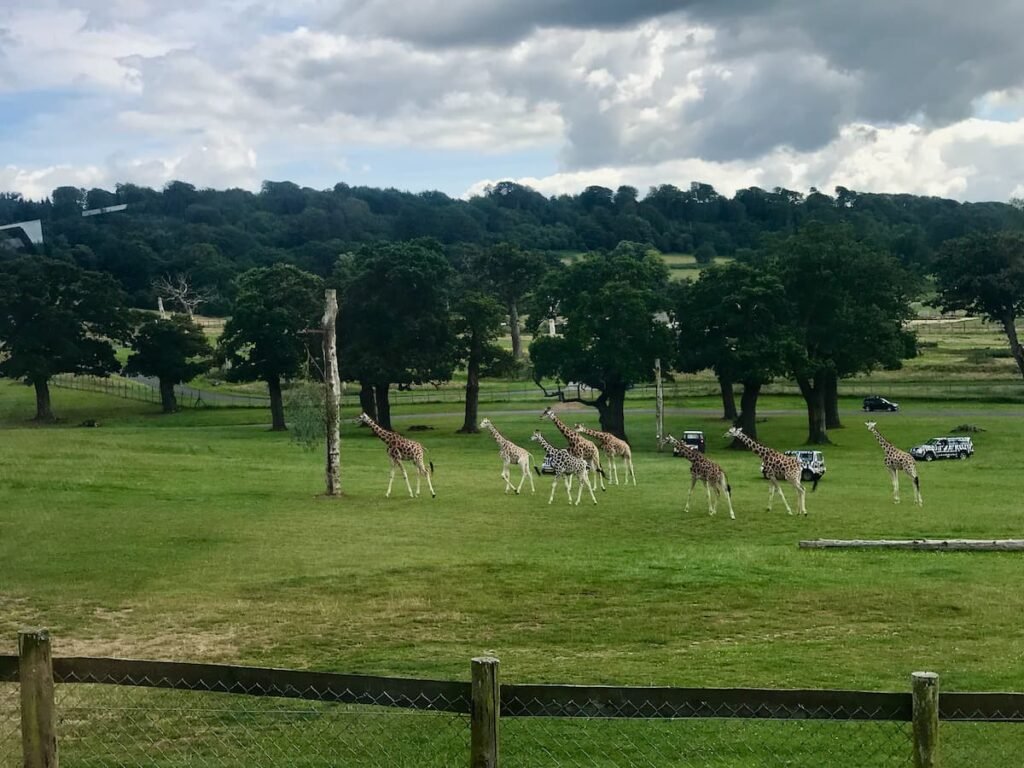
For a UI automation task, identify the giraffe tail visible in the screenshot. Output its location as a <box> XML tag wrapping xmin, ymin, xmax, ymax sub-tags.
<box><xmin>726</xmin><ymin>482</ymin><xmax>732</xmax><ymax>496</ymax></box>
<box><xmin>534</xmin><ymin>465</ymin><xmax>541</xmax><ymax>476</ymax></box>
<box><xmin>429</xmin><ymin>461</ymin><xmax>435</xmax><ymax>475</ymax></box>
<box><xmin>811</xmin><ymin>475</ymin><xmax>819</xmax><ymax>492</ymax></box>
<box><xmin>913</xmin><ymin>475</ymin><xmax>920</xmax><ymax>490</ymax></box>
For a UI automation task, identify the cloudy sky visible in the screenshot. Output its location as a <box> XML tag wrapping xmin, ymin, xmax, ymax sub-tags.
<box><xmin>3</xmin><ymin>0</ymin><xmax>1024</xmax><ymax>202</ymax></box>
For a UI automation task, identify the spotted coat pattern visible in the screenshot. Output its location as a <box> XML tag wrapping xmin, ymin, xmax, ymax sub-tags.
<box><xmin>865</xmin><ymin>421</ymin><xmax>922</xmax><ymax>506</ymax></box>
<box><xmin>358</xmin><ymin>412</ymin><xmax>436</xmax><ymax>498</ymax></box>
<box><xmin>531</xmin><ymin>430</ymin><xmax>598</xmax><ymax>506</ymax></box>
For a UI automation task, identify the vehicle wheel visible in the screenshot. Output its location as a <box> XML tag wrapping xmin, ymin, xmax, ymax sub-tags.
<box><xmin>889</xmin><ymin>406</ymin><xmax>897</xmax><ymax>412</ymax></box>
<box><xmin>801</xmin><ymin>469</ymin><xmax>814</xmax><ymax>482</ymax></box>
<box><xmin>924</xmin><ymin>453</ymin><xmax>935</xmax><ymax>462</ymax></box>
<box><xmin>958</xmin><ymin>452</ymin><xmax>968</xmax><ymax>460</ymax></box>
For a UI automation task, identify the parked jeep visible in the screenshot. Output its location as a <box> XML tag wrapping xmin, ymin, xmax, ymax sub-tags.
<box><xmin>909</xmin><ymin>437</ymin><xmax>974</xmax><ymax>461</ymax></box>
<box><xmin>863</xmin><ymin>395</ymin><xmax>900</xmax><ymax>412</ymax></box>
<box><xmin>761</xmin><ymin>450</ymin><xmax>826</xmax><ymax>482</ymax></box>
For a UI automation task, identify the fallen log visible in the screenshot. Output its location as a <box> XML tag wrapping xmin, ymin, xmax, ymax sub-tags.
<box><xmin>799</xmin><ymin>539</ymin><xmax>1024</xmax><ymax>551</ymax></box>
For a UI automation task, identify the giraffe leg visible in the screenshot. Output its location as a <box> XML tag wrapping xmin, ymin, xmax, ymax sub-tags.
<box><xmin>889</xmin><ymin>467</ymin><xmax>900</xmax><ymax>504</ymax></box>
<box><xmin>501</xmin><ymin>461</ymin><xmax>514</xmax><ymax>494</ymax></box>
<box><xmin>685</xmin><ymin>475</ymin><xmax>697</xmax><ymax>513</ymax></box>
<box><xmin>402</xmin><ymin>464</ymin><xmax>415</xmax><ymax>498</ymax></box>
<box><xmin>565</xmin><ymin>475</ymin><xmax>575</xmax><ymax>505</ymax></box>
<box><xmin>910</xmin><ymin>470</ymin><xmax>923</xmax><ymax>506</ymax></box>
<box><xmin>767</xmin><ymin>481</ymin><xmax>776</xmax><ymax>512</ymax></box>
<box><xmin>548</xmin><ymin>475</ymin><xmax>558</xmax><ymax>505</ymax></box>
<box><xmin>791</xmin><ymin>479</ymin><xmax>806</xmax><ymax>516</ymax></box>
<box><xmin>722</xmin><ymin>476</ymin><xmax>736</xmax><ymax>520</ymax></box>
<box><xmin>422</xmin><ymin>462</ymin><xmax>436</xmax><ymax>498</ymax></box>
<box><xmin>593</xmin><ymin>457</ymin><xmax>606</xmax><ymax>491</ymax></box>
<box><xmin>386</xmin><ymin>461</ymin><xmax>398</xmax><ymax>498</ymax></box>
<box><xmin>706</xmin><ymin>480</ymin><xmax>716</xmax><ymax>516</ymax></box>
<box><xmin>628</xmin><ymin>455</ymin><xmax>637</xmax><ymax>486</ymax></box>
<box><xmin>519</xmin><ymin>456</ymin><xmax>535</xmax><ymax>494</ymax></box>
<box><xmin>775</xmin><ymin>480</ymin><xmax>794</xmax><ymax>515</ymax></box>
<box><xmin>581</xmin><ymin>470</ymin><xmax>598</xmax><ymax>505</ymax></box>
<box><xmin>608</xmin><ymin>452</ymin><xmax>619</xmax><ymax>486</ymax></box>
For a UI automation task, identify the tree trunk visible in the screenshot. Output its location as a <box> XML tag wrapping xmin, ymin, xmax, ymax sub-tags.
<box><xmin>508</xmin><ymin>300</ymin><xmax>522</xmax><ymax>360</ymax></box>
<box><xmin>323</xmin><ymin>289</ymin><xmax>342</xmax><ymax>497</ymax></box>
<box><xmin>268</xmin><ymin>375</ymin><xmax>286</xmax><ymax>431</ymax></box>
<box><xmin>595</xmin><ymin>386</ymin><xmax>628</xmax><ymax>442</ymax></box>
<box><xmin>733</xmin><ymin>380</ymin><xmax>762</xmax><ymax>445</ymax></box>
<box><xmin>797</xmin><ymin>374</ymin><xmax>830</xmax><ymax>445</ymax></box>
<box><xmin>374</xmin><ymin>383</ymin><xmax>392</xmax><ymax>431</ymax></box>
<box><xmin>158</xmin><ymin>378</ymin><xmax>177</xmax><ymax>413</ymax></box>
<box><xmin>358</xmin><ymin>382</ymin><xmax>377</xmax><ymax>420</ymax></box>
<box><xmin>824</xmin><ymin>370</ymin><xmax>842</xmax><ymax>429</ymax></box>
<box><xmin>719</xmin><ymin>376</ymin><xmax>738</xmax><ymax>421</ymax></box>
<box><xmin>32</xmin><ymin>379</ymin><xmax>54</xmax><ymax>422</ymax></box>
<box><xmin>458</xmin><ymin>338</ymin><xmax>481</xmax><ymax>433</ymax></box>
<box><xmin>1002</xmin><ymin>314</ymin><xmax>1024</xmax><ymax>380</ymax></box>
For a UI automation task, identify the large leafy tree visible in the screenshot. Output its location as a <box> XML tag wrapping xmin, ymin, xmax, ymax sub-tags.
<box><xmin>767</xmin><ymin>224</ymin><xmax>917</xmax><ymax>444</ymax></box>
<box><xmin>335</xmin><ymin>240</ymin><xmax>456</xmax><ymax>430</ymax></box>
<box><xmin>530</xmin><ymin>241</ymin><xmax>674</xmax><ymax>440</ymax></box>
<box><xmin>124</xmin><ymin>315</ymin><xmax>214</xmax><ymax>413</ymax></box>
<box><xmin>673</xmin><ymin>263</ymin><xmax>795</xmax><ymax>442</ymax></box>
<box><xmin>451</xmin><ymin>285</ymin><xmax>513</xmax><ymax>434</ymax></box>
<box><xmin>219</xmin><ymin>264</ymin><xmax>323</xmax><ymax>430</ymax></box>
<box><xmin>933</xmin><ymin>232</ymin><xmax>1024</xmax><ymax>379</ymax></box>
<box><xmin>0</xmin><ymin>257</ymin><xmax>127</xmax><ymax>421</ymax></box>
<box><xmin>476</xmin><ymin>243</ymin><xmax>549</xmax><ymax>360</ymax></box>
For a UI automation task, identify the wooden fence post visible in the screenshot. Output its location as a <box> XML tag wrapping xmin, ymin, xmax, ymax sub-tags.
<box><xmin>912</xmin><ymin>671</ymin><xmax>939</xmax><ymax>768</ymax></box>
<box><xmin>322</xmin><ymin>289</ymin><xmax>341</xmax><ymax>497</ymax></box>
<box><xmin>19</xmin><ymin>629</ymin><xmax>58</xmax><ymax>768</ymax></box>
<box><xmin>471</xmin><ymin>656</ymin><xmax>499</xmax><ymax>768</ymax></box>
<box><xmin>654</xmin><ymin>358</ymin><xmax>664</xmax><ymax>451</ymax></box>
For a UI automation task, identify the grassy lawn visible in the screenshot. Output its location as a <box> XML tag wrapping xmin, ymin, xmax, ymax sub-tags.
<box><xmin>1</xmin><ymin>380</ymin><xmax>1023</xmax><ymax>696</ymax></box>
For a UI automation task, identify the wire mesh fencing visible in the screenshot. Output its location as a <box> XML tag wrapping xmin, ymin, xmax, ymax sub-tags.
<box><xmin>501</xmin><ymin>690</ymin><xmax>913</xmax><ymax>768</ymax></box>
<box><xmin>0</xmin><ymin>682</ymin><xmax>18</xmax><ymax>768</ymax></box>
<box><xmin>941</xmin><ymin>702</ymin><xmax>1024</xmax><ymax>768</ymax></box>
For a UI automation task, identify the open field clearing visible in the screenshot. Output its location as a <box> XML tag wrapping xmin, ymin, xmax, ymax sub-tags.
<box><xmin>2</xmin><ymin>381</ymin><xmax>1023</xmax><ymax>697</ymax></box>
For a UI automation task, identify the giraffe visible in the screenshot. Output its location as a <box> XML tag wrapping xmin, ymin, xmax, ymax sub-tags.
<box><xmin>480</xmin><ymin>418</ymin><xmax>535</xmax><ymax>495</ymax></box>
<box><xmin>540</xmin><ymin>407</ymin><xmax>606</xmax><ymax>490</ymax></box>
<box><xmin>865</xmin><ymin>421</ymin><xmax>922</xmax><ymax>506</ymax></box>
<box><xmin>660</xmin><ymin>435</ymin><xmax>735</xmax><ymax>519</ymax></box>
<box><xmin>726</xmin><ymin>426</ymin><xmax>807</xmax><ymax>515</ymax></box>
<box><xmin>357</xmin><ymin>412</ymin><xmax>436</xmax><ymax>498</ymax></box>
<box><xmin>574</xmin><ymin>423</ymin><xmax>636</xmax><ymax>486</ymax></box>
<box><xmin>530</xmin><ymin>430</ymin><xmax>598</xmax><ymax>505</ymax></box>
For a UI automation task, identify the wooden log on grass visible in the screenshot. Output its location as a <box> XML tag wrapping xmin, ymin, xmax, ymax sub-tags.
<box><xmin>799</xmin><ymin>539</ymin><xmax>1024</xmax><ymax>551</ymax></box>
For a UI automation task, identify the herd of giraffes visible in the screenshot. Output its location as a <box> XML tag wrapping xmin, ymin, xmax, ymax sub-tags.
<box><xmin>355</xmin><ymin>410</ymin><xmax>924</xmax><ymax>514</ymax></box>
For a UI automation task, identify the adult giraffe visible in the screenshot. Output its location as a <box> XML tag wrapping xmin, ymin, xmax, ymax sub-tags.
<box><xmin>865</xmin><ymin>421</ymin><xmax>922</xmax><ymax>506</ymax></box>
<box><xmin>726</xmin><ymin>426</ymin><xmax>808</xmax><ymax>515</ymax></box>
<box><xmin>480</xmin><ymin>418</ymin><xmax>535</xmax><ymax>495</ymax></box>
<box><xmin>661</xmin><ymin>435</ymin><xmax>735</xmax><ymax>519</ymax></box>
<box><xmin>530</xmin><ymin>431</ymin><xmax>599</xmax><ymax>505</ymax></box>
<box><xmin>540</xmin><ymin>407</ymin><xmax>606</xmax><ymax>491</ymax></box>
<box><xmin>574</xmin><ymin>423</ymin><xmax>636</xmax><ymax>486</ymax></box>
<box><xmin>357</xmin><ymin>412</ymin><xmax>436</xmax><ymax>498</ymax></box>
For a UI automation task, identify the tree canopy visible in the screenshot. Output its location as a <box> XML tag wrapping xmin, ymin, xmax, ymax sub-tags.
<box><xmin>530</xmin><ymin>241</ymin><xmax>674</xmax><ymax>440</ymax></box>
<box><xmin>0</xmin><ymin>256</ymin><xmax>127</xmax><ymax>421</ymax></box>
<box><xmin>124</xmin><ymin>315</ymin><xmax>214</xmax><ymax>413</ymax></box>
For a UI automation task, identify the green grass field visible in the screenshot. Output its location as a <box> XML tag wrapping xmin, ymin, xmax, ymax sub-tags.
<box><xmin>2</xmin><ymin>380</ymin><xmax>1023</xmax><ymax>696</ymax></box>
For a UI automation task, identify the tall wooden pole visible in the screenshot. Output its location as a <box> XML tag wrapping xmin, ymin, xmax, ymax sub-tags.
<box><xmin>323</xmin><ymin>289</ymin><xmax>341</xmax><ymax>496</ymax></box>
<box><xmin>912</xmin><ymin>671</ymin><xmax>939</xmax><ymax>768</ymax></box>
<box><xmin>19</xmin><ymin>629</ymin><xmax>58</xmax><ymax>768</ymax></box>
<box><xmin>654</xmin><ymin>358</ymin><xmax>664</xmax><ymax>451</ymax></box>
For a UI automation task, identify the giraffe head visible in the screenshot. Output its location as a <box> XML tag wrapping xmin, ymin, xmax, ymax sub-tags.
<box><xmin>540</xmin><ymin>407</ymin><xmax>556</xmax><ymax>421</ymax></box>
<box><xmin>657</xmin><ymin>434</ymin><xmax>678</xmax><ymax>449</ymax></box>
<box><xmin>356</xmin><ymin>412</ymin><xmax>374</xmax><ymax>426</ymax></box>
<box><xmin>479</xmin><ymin>418</ymin><xmax>493</xmax><ymax>430</ymax></box>
<box><xmin>725</xmin><ymin>426</ymin><xmax>744</xmax><ymax>440</ymax></box>
<box><xmin>865</xmin><ymin>421</ymin><xmax>877</xmax><ymax>430</ymax></box>
<box><xmin>530</xmin><ymin>430</ymin><xmax>545</xmax><ymax>443</ymax></box>
<box><xmin>573</xmin><ymin>423</ymin><xmax>589</xmax><ymax>432</ymax></box>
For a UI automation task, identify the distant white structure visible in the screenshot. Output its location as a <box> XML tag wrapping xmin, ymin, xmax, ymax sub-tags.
<box><xmin>82</xmin><ymin>204</ymin><xmax>128</xmax><ymax>217</ymax></box>
<box><xmin>0</xmin><ymin>220</ymin><xmax>44</xmax><ymax>246</ymax></box>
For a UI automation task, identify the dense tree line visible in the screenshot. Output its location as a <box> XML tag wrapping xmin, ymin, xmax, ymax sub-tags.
<box><xmin>2</xmin><ymin>178</ymin><xmax>1024</xmax><ymax>443</ymax></box>
<box><xmin>2</xmin><ymin>179</ymin><xmax>1022</xmax><ymax>311</ymax></box>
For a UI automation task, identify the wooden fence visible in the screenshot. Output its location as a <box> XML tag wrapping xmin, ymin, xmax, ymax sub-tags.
<box><xmin>2</xmin><ymin>630</ymin><xmax>1024</xmax><ymax>767</ymax></box>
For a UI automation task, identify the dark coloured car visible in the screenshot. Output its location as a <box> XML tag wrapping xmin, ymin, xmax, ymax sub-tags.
<box><xmin>673</xmin><ymin>430</ymin><xmax>705</xmax><ymax>453</ymax></box>
<box><xmin>863</xmin><ymin>396</ymin><xmax>899</xmax><ymax>412</ymax></box>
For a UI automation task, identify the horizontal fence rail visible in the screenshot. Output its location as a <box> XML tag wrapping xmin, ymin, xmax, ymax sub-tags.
<box><xmin>3</xmin><ymin>633</ymin><xmax>1024</xmax><ymax>767</ymax></box>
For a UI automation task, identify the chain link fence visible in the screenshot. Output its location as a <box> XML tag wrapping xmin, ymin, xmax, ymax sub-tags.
<box><xmin>53</xmin><ymin>671</ymin><xmax>469</xmax><ymax>768</ymax></box>
<box><xmin>0</xmin><ymin>682</ymin><xmax>18</xmax><ymax>768</ymax></box>
<box><xmin>941</xmin><ymin>702</ymin><xmax>1024</xmax><ymax>768</ymax></box>
<box><xmin>501</xmin><ymin>691</ymin><xmax>913</xmax><ymax>768</ymax></box>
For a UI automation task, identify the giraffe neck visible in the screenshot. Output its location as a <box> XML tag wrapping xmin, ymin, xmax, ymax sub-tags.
<box><xmin>868</xmin><ymin>426</ymin><xmax>891</xmax><ymax>449</ymax></box>
<box><xmin>364</xmin><ymin>418</ymin><xmax>394</xmax><ymax>443</ymax></box>
<box><xmin>578</xmin><ymin>425</ymin><xmax>604</xmax><ymax>439</ymax></box>
<box><xmin>535</xmin><ymin>434</ymin><xmax>556</xmax><ymax>453</ymax></box>
<box><xmin>735</xmin><ymin>432</ymin><xmax>773</xmax><ymax>459</ymax></box>
<box><xmin>485</xmin><ymin>423</ymin><xmax>506</xmax><ymax>445</ymax></box>
<box><xmin>548</xmin><ymin>413</ymin><xmax>573</xmax><ymax>440</ymax></box>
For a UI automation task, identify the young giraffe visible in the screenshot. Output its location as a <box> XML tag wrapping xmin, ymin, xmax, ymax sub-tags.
<box><xmin>865</xmin><ymin>421</ymin><xmax>923</xmax><ymax>506</ymax></box>
<box><xmin>574</xmin><ymin>423</ymin><xmax>636</xmax><ymax>486</ymax></box>
<box><xmin>530</xmin><ymin>430</ymin><xmax>598</xmax><ymax>505</ymax></box>
<box><xmin>540</xmin><ymin>407</ymin><xmax>606</xmax><ymax>491</ymax></box>
<box><xmin>726</xmin><ymin>426</ymin><xmax>807</xmax><ymax>515</ymax></box>
<box><xmin>661</xmin><ymin>435</ymin><xmax>735</xmax><ymax>519</ymax></box>
<box><xmin>357</xmin><ymin>412</ymin><xmax>436</xmax><ymax>498</ymax></box>
<box><xmin>479</xmin><ymin>418</ymin><xmax>535</xmax><ymax>495</ymax></box>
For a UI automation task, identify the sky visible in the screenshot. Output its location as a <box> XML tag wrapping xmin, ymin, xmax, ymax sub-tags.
<box><xmin>3</xmin><ymin>1</ymin><xmax>1024</xmax><ymax>202</ymax></box>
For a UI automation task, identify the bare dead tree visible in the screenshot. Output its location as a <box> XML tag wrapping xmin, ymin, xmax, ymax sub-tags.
<box><xmin>153</xmin><ymin>273</ymin><xmax>216</xmax><ymax>319</ymax></box>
